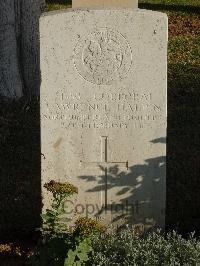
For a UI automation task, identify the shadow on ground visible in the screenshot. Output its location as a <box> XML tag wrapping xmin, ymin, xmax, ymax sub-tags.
<box><xmin>166</xmin><ymin>62</ymin><xmax>200</xmax><ymax>234</ymax></box>
<box><xmin>0</xmin><ymin>97</ymin><xmax>41</xmax><ymax>239</ymax></box>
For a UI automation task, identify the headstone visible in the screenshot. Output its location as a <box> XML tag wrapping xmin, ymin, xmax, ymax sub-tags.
<box><xmin>73</xmin><ymin>0</ymin><xmax>138</xmax><ymax>8</ymax></box>
<box><xmin>41</xmin><ymin>7</ymin><xmax>167</xmax><ymax>229</ymax></box>
<box><xmin>0</xmin><ymin>0</ymin><xmax>44</xmax><ymax>98</ymax></box>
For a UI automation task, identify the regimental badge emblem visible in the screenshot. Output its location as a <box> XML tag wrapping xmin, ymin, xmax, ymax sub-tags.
<box><xmin>74</xmin><ymin>28</ymin><xmax>132</xmax><ymax>85</ymax></box>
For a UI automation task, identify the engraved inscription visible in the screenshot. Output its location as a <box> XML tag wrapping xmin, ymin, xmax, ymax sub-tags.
<box><xmin>43</xmin><ymin>90</ymin><xmax>164</xmax><ymax>130</ymax></box>
<box><xmin>74</xmin><ymin>28</ymin><xmax>132</xmax><ymax>85</ymax></box>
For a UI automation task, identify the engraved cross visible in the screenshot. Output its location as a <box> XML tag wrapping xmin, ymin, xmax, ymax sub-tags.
<box><xmin>80</xmin><ymin>136</ymin><xmax>128</xmax><ymax>208</ymax></box>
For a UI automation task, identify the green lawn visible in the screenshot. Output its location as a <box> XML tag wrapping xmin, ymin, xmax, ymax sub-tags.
<box><xmin>46</xmin><ymin>0</ymin><xmax>200</xmax><ymax>10</ymax></box>
<box><xmin>140</xmin><ymin>0</ymin><xmax>200</xmax><ymax>6</ymax></box>
<box><xmin>46</xmin><ymin>0</ymin><xmax>71</xmax><ymax>10</ymax></box>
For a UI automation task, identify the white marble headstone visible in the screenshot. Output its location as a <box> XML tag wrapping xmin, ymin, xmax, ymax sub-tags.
<box><xmin>40</xmin><ymin>8</ymin><xmax>167</xmax><ymax>229</ymax></box>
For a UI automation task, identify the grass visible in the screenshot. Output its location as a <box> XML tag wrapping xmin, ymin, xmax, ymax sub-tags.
<box><xmin>140</xmin><ymin>0</ymin><xmax>200</xmax><ymax>7</ymax></box>
<box><xmin>46</xmin><ymin>0</ymin><xmax>71</xmax><ymax>10</ymax></box>
<box><xmin>46</xmin><ymin>0</ymin><xmax>200</xmax><ymax>10</ymax></box>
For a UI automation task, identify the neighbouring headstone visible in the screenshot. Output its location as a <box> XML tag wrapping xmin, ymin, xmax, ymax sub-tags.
<box><xmin>0</xmin><ymin>0</ymin><xmax>44</xmax><ymax>98</ymax></box>
<box><xmin>41</xmin><ymin>7</ymin><xmax>167</xmax><ymax>229</ymax></box>
<box><xmin>73</xmin><ymin>0</ymin><xmax>138</xmax><ymax>8</ymax></box>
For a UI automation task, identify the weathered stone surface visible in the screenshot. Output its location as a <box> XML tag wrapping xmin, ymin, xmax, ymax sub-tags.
<box><xmin>0</xmin><ymin>0</ymin><xmax>44</xmax><ymax>98</ymax></box>
<box><xmin>40</xmin><ymin>8</ymin><xmax>167</xmax><ymax>229</ymax></box>
<box><xmin>72</xmin><ymin>0</ymin><xmax>138</xmax><ymax>8</ymax></box>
